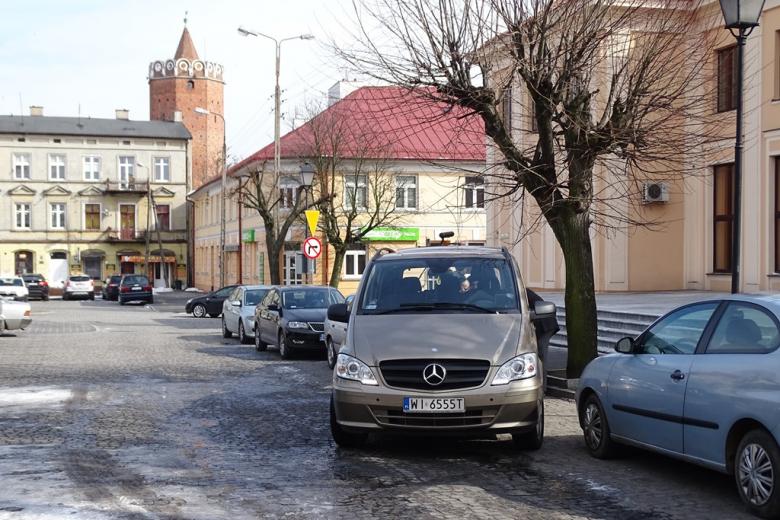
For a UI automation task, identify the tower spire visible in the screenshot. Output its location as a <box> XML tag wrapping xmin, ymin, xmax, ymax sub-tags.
<box><xmin>174</xmin><ymin>20</ymin><xmax>199</xmax><ymax>60</ymax></box>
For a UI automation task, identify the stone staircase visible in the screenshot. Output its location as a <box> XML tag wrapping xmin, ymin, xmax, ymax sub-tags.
<box><xmin>549</xmin><ymin>307</ymin><xmax>659</xmax><ymax>354</ymax></box>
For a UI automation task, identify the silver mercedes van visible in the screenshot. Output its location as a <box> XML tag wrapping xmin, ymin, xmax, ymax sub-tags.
<box><xmin>328</xmin><ymin>246</ymin><xmax>556</xmax><ymax>449</ymax></box>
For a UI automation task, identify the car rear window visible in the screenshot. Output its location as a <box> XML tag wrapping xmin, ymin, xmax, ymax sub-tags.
<box><xmin>245</xmin><ymin>289</ymin><xmax>269</xmax><ymax>306</ymax></box>
<box><xmin>0</xmin><ymin>278</ymin><xmax>23</xmax><ymax>287</ymax></box>
<box><xmin>23</xmin><ymin>275</ymin><xmax>42</xmax><ymax>281</ymax></box>
<box><xmin>70</xmin><ymin>276</ymin><xmax>91</xmax><ymax>282</ymax></box>
<box><xmin>110</xmin><ymin>276</ymin><xmax>122</xmax><ymax>283</ymax></box>
<box><xmin>122</xmin><ymin>276</ymin><xmax>149</xmax><ymax>285</ymax></box>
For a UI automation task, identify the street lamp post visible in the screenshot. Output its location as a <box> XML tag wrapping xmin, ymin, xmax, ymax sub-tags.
<box><xmin>299</xmin><ymin>162</ymin><xmax>316</xmax><ymax>284</ymax></box>
<box><xmin>718</xmin><ymin>0</ymin><xmax>765</xmax><ymax>294</ymax></box>
<box><xmin>237</xmin><ymin>27</ymin><xmax>314</xmax><ymax>283</ymax></box>
<box><xmin>194</xmin><ymin>107</ymin><xmax>227</xmax><ymax>288</ymax></box>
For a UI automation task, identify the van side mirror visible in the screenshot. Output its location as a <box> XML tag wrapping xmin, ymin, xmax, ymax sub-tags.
<box><xmin>231</xmin><ymin>300</ymin><xmax>242</xmax><ymax>307</ymax></box>
<box><xmin>328</xmin><ymin>303</ymin><xmax>350</xmax><ymax>323</ymax></box>
<box><xmin>531</xmin><ymin>301</ymin><xmax>556</xmax><ymax>321</ymax></box>
<box><xmin>615</xmin><ymin>337</ymin><xmax>634</xmax><ymax>354</ymax></box>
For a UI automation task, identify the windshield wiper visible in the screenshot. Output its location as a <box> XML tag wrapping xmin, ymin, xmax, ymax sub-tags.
<box><xmin>372</xmin><ymin>304</ymin><xmax>435</xmax><ymax>315</ymax></box>
<box><xmin>372</xmin><ymin>302</ymin><xmax>496</xmax><ymax>315</ymax></box>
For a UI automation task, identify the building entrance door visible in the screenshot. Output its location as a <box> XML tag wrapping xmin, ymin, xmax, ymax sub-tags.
<box><xmin>15</xmin><ymin>251</ymin><xmax>34</xmax><ymax>275</ymax></box>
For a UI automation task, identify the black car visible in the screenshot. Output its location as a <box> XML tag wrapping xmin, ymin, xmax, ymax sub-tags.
<box><xmin>118</xmin><ymin>275</ymin><xmax>153</xmax><ymax>305</ymax></box>
<box><xmin>185</xmin><ymin>285</ymin><xmax>238</xmax><ymax>318</ymax></box>
<box><xmin>254</xmin><ymin>286</ymin><xmax>345</xmax><ymax>359</ymax></box>
<box><xmin>21</xmin><ymin>274</ymin><xmax>49</xmax><ymax>301</ymax></box>
<box><xmin>101</xmin><ymin>274</ymin><xmax>122</xmax><ymax>301</ymax></box>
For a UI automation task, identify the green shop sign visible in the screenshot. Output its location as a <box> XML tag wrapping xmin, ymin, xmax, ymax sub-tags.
<box><xmin>362</xmin><ymin>227</ymin><xmax>419</xmax><ymax>242</ymax></box>
<box><xmin>242</xmin><ymin>229</ymin><xmax>255</xmax><ymax>243</ymax></box>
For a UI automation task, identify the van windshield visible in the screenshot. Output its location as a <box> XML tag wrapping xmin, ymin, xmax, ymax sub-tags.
<box><xmin>359</xmin><ymin>257</ymin><xmax>519</xmax><ymax>314</ymax></box>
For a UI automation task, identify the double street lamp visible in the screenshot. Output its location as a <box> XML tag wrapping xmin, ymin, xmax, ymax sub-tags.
<box><xmin>718</xmin><ymin>0</ymin><xmax>765</xmax><ymax>294</ymax></box>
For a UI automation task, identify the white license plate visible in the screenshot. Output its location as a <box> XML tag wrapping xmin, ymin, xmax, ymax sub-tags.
<box><xmin>319</xmin><ymin>333</ymin><xmax>325</xmax><ymax>341</ymax></box>
<box><xmin>132</xmin><ymin>287</ymin><xmax>142</xmax><ymax>291</ymax></box>
<box><xmin>27</xmin><ymin>283</ymin><xmax>38</xmax><ymax>286</ymax></box>
<box><xmin>403</xmin><ymin>397</ymin><xmax>465</xmax><ymax>413</ymax></box>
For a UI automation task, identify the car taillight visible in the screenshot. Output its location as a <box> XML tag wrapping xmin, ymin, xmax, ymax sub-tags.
<box><xmin>40</xmin><ymin>281</ymin><xmax>48</xmax><ymax>287</ymax></box>
<box><xmin>143</xmin><ymin>285</ymin><xmax>152</xmax><ymax>291</ymax></box>
<box><xmin>64</xmin><ymin>281</ymin><xmax>70</xmax><ymax>288</ymax></box>
<box><xmin>24</xmin><ymin>310</ymin><xmax>31</xmax><ymax>317</ymax></box>
<box><xmin>120</xmin><ymin>287</ymin><xmax>130</xmax><ymax>293</ymax></box>
<box><xmin>109</xmin><ymin>283</ymin><xmax>117</xmax><ymax>287</ymax></box>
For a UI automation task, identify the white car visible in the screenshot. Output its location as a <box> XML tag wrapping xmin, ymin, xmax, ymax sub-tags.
<box><xmin>0</xmin><ymin>299</ymin><xmax>31</xmax><ymax>332</ymax></box>
<box><xmin>324</xmin><ymin>294</ymin><xmax>354</xmax><ymax>369</ymax></box>
<box><xmin>63</xmin><ymin>274</ymin><xmax>95</xmax><ymax>300</ymax></box>
<box><xmin>0</xmin><ymin>276</ymin><xmax>29</xmax><ymax>301</ymax></box>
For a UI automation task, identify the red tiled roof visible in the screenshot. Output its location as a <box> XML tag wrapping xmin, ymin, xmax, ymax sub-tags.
<box><xmin>174</xmin><ymin>27</ymin><xmax>199</xmax><ymax>60</ymax></box>
<box><xmin>229</xmin><ymin>86</ymin><xmax>485</xmax><ymax>174</ymax></box>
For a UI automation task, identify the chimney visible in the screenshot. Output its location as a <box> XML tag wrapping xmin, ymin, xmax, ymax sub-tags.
<box><xmin>173</xmin><ymin>110</ymin><xmax>183</xmax><ymax>122</ymax></box>
<box><xmin>328</xmin><ymin>80</ymin><xmax>363</xmax><ymax>106</ymax></box>
<box><xmin>29</xmin><ymin>106</ymin><xmax>44</xmax><ymax>117</ymax></box>
<box><xmin>115</xmin><ymin>109</ymin><xmax>130</xmax><ymax>120</ymax></box>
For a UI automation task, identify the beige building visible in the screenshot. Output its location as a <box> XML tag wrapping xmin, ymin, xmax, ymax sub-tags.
<box><xmin>0</xmin><ymin>108</ymin><xmax>191</xmax><ymax>289</ymax></box>
<box><xmin>192</xmin><ymin>86</ymin><xmax>487</xmax><ymax>293</ymax></box>
<box><xmin>487</xmin><ymin>1</ymin><xmax>780</xmax><ymax>294</ymax></box>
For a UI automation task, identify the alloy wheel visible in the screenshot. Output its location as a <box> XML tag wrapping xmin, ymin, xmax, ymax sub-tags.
<box><xmin>583</xmin><ymin>403</ymin><xmax>603</xmax><ymax>450</ymax></box>
<box><xmin>327</xmin><ymin>338</ymin><xmax>335</xmax><ymax>367</ymax></box>
<box><xmin>739</xmin><ymin>443</ymin><xmax>775</xmax><ymax>506</ymax></box>
<box><xmin>193</xmin><ymin>304</ymin><xmax>206</xmax><ymax>318</ymax></box>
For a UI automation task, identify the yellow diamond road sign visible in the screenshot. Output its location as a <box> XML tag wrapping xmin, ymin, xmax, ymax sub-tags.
<box><xmin>305</xmin><ymin>210</ymin><xmax>320</xmax><ymax>236</ymax></box>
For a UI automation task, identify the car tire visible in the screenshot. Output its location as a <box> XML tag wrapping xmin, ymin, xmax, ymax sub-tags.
<box><xmin>42</xmin><ymin>294</ymin><xmax>49</xmax><ymax>301</ymax></box>
<box><xmin>148</xmin><ymin>297</ymin><xmax>154</xmax><ymax>304</ymax></box>
<box><xmin>63</xmin><ymin>293</ymin><xmax>69</xmax><ymax>301</ymax></box>
<box><xmin>119</xmin><ymin>299</ymin><xmax>126</xmax><ymax>306</ymax></box>
<box><xmin>89</xmin><ymin>293</ymin><xmax>95</xmax><ymax>301</ymax></box>
<box><xmin>192</xmin><ymin>304</ymin><xmax>206</xmax><ymax>318</ymax></box>
<box><xmin>330</xmin><ymin>395</ymin><xmax>367</xmax><ymax>448</ymax></box>
<box><xmin>254</xmin><ymin>326</ymin><xmax>267</xmax><ymax>352</ymax></box>
<box><xmin>580</xmin><ymin>394</ymin><xmax>618</xmax><ymax>459</ymax></box>
<box><xmin>239</xmin><ymin>322</ymin><xmax>251</xmax><ymax>345</ymax></box>
<box><xmin>326</xmin><ymin>337</ymin><xmax>337</xmax><ymax>369</ymax></box>
<box><xmin>512</xmin><ymin>398</ymin><xmax>544</xmax><ymax>451</ymax></box>
<box><xmin>279</xmin><ymin>330</ymin><xmax>292</xmax><ymax>359</ymax></box>
<box><xmin>735</xmin><ymin>429</ymin><xmax>780</xmax><ymax>518</ymax></box>
<box><xmin>222</xmin><ymin>318</ymin><xmax>232</xmax><ymax>339</ymax></box>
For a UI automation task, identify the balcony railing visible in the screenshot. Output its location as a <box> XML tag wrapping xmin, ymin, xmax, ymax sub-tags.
<box><xmin>104</xmin><ymin>179</ymin><xmax>149</xmax><ymax>194</ymax></box>
<box><xmin>119</xmin><ymin>229</ymin><xmax>136</xmax><ymax>240</ymax></box>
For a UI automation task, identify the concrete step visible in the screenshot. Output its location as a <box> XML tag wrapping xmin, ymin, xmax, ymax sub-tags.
<box><xmin>547</xmin><ymin>305</ymin><xmax>661</xmax><ymax>354</ymax></box>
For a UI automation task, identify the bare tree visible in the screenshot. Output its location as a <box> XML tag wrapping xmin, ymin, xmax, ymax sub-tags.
<box><xmin>336</xmin><ymin>0</ymin><xmax>722</xmax><ymax>376</ymax></box>
<box><xmin>302</xmin><ymin>100</ymin><xmax>401</xmax><ymax>288</ymax></box>
<box><xmin>238</xmin><ymin>163</ymin><xmax>331</xmax><ymax>285</ymax></box>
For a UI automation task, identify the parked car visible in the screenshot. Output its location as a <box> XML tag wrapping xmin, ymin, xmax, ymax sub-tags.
<box><xmin>185</xmin><ymin>285</ymin><xmax>238</xmax><ymax>318</ymax></box>
<box><xmin>118</xmin><ymin>275</ymin><xmax>153</xmax><ymax>305</ymax></box>
<box><xmin>254</xmin><ymin>286</ymin><xmax>345</xmax><ymax>358</ymax></box>
<box><xmin>101</xmin><ymin>274</ymin><xmax>122</xmax><ymax>301</ymax></box>
<box><xmin>325</xmin><ymin>294</ymin><xmax>354</xmax><ymax>369</ymax></box>
<box><xmin>0</xmin><ymin>298</ymin><xmax>31</xmax><ymax>332</ymax></box>
<box><xmin>576</xmin><ymin>295</ymin><xmax>780</xmax><ymax>518</ymax></box>
<box><xmin>328</xmin><ymin>246</ymin><xmax>556</xmax><ymax>450</ymax></box>
<box><xmin>21</xmin><ymin>274</ymin><xmax>49</xmax><ymax>301</ymax></box>
<box><xmin>0</xmin><ymin>276</ymin><xmax>29</xmax><ymax>301</ymax></box>
<box><xmin>221</xmin><ymin>285</ymin><xmax>272</xmax><ymax>344</ymax></box>
<box><xmin>63</xmin><ymin>274</ymin><xmax>94</xmax><ymax>300</ymax></box>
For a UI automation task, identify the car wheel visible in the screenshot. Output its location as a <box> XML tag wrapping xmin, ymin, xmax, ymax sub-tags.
<box><xmin>222</xmin><ymin>318</ymin><xmax>232</xmax><ymax>339</ymax></box>
<box><xmin>330</xmin><ymin>395</ymin><xmax>367</xmax><ymax>448</ymax></box>
<box><xmin>255</xmin><ymin>326</ymin><xmax>267</xmax><ymax>352</ymax></box>
<box><xmin>42</xmin><ymin>294</ymin><xmax>49</xmax><ymax>301</ymax></box>
<box><xmin>119</xmin><ymin>299</ymin><xmax>126</xmax><ymax>306</ymax></box>
<box><xmin>89</xmin><ymin>293</ymin><xmax>95</xmax><ymax>300</ymax></box>
<box><xmin>580</xmin><ymin>394</ymin><xmax>618</xmax><ymax>459</ymax></box>
<box><xmin>326</xmin><ymin>337</ymin><xmax>337</xmax><ymax>369</ymax></box>
<box><xmin>192</xmin><ymin>304</ymin><xmax>206</xmax><ymax>318</ymax></box>
<box><xmin>239</xmin><ymin>322</ymin><xmax>251</xmax><ymax>345</ymax></box>
<box><xmin>279</xmin><ymin>330</ymin><xmax>292</xmax><ymax>359</ymax></box>
<box><xmin>735</xmin><ymin>429</ymin><xmax>780</xmax><ymax>518</ymax></box>
<box><xmin>512</xmin><ymin>398</ymin><xmax>544</xmax><ymax>451</ymax></box>
<box><xmin>148</xmin><ymin>297</ymin><xmax>154</xmax><ymax>304</ymax></box>
<box><xmin>63</xmin><ymin>293</ymin><xmax>69</xmax><ymax>301</ymax></box>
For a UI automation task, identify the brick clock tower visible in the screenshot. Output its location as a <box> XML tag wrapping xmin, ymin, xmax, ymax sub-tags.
<box><xmin>148</xmin><ymin>26</ymin><xmax>224</xmax><ymax>190</ymax></box>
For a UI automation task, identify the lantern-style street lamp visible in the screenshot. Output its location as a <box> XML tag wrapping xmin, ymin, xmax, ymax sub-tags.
<box><xmin>718</xmin><ymin>0</ymin><xmax>765</xmax><ymax>294</ymax></box>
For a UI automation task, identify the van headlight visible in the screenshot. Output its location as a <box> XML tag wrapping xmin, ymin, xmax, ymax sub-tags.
<box><xmin>491</xmin><ymin>353</ymin><xmax>538</xmax><ymax>385</ymax></box>
<box><xmin>335</xmin><ymin>354</ymin><xmax>378</xmax><ymax>385</ymax></box>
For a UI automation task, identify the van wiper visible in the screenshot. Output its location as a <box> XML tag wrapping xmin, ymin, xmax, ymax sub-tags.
<box><xmin>426</xmin><ymin>302</ymin><xmax>496</xmax><ymax>313</ymax></box>
<box><xmin>373</xmin><ymin>304</ymin><xmax>435</xmax><ymax>314</ymax></box>
<box><xmin>372</xmin><ymin>302</ymin><xmax>496</xmax><ymax>315</ymax></box>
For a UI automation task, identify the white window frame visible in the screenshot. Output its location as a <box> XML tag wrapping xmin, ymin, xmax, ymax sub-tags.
<box><xmin>83</xmin><ymin>155</ymin><xmax>101</xmax><ymax>181</ymax></box>
<box><xmin>345</xmin><ymin>174</ymin><xmax>368</xmax><ymax>210</ymax></box>
<box><xmin>153</xmin><ymin>156</ymin><xmax>170</xmax><ymax>183</ymax></box>
<box><xmin>14</xmin><ymin>202</ymin><xmax>31</xmax><ymax>229</ymax></box>
<box><xmin>118</xmin><ymin>156</ymin><xmax>135</xmax><ymax>189</ymax></box>
<box><xmin>463</xmin><ymin>176</ymin><xmax>485</xmax><ymax>210</ymax></box>
<box><xmin>50</xmin><ymin>202</ymin><xmax>66</xmax><ymax>230</ymax></box>
<box><xmin>343</xmin><ymin>249</ymin><xmax>367</xmax><ymax>280</ymax></box>
<box><xmin>83</xmin><ymin>202</ymin><xmax>102</xmax><ymax>231</ymax></box>
<box><xmin>283</xmin><ymin>251</ymin><xmax>303</xmax><ymax>285</ymax></box>
<box><xmin>279</xmin><ymin>179</ymin><xmax>300</xmax><ymax>210</ymax></box>
<box><xmin>395</xmin><ymin>175</ymin><xmax>417</xmax><ymax>210</ymax></box>
<box><xmin>13</xmin><ymin>153</ymin><xmax>31</xmax><ymax>180</ymax></box>
<box><xmin>49</xmin><ymin>154</ymin><xmax>66</xmax><ymax>181</ymax></box>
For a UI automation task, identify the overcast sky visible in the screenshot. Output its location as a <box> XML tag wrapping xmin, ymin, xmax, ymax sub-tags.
<box><xmin>0</xmin><ymin>0</ymin><xmax>363</xmax><ymax>160</ymax></box>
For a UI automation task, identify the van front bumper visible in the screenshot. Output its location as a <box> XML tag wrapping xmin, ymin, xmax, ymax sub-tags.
<box><xmin>332</xmin><ymin>376</ymin><xmax>542</xmax><ymax>436</ymax></box>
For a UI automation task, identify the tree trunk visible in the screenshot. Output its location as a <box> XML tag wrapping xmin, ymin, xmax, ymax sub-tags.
<box><xmin>329</xmin><ymin>247</ymin><xmax>347</xmax><ymax>288</ymax></box>
<box><xmin>265</xmin><ymin>225</ymin><xmax>282</xmax><ymax>285</ymax></box>
<box><xmin>549</xmin><ymin>212</ymin><xmax>599</xmax><ymax>379</ymax></box>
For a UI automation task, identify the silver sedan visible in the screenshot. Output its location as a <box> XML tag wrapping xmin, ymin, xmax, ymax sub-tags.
<box><xmin>222</xmin><ymin>285</ymin><xmax>271</xmax><ymax>344</ymax></box>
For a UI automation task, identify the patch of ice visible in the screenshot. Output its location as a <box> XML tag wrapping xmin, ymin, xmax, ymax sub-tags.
<box><xmin>0</xmin><ymin>387</ymin><xmax>73</xmax><ymax>407</ymax></box>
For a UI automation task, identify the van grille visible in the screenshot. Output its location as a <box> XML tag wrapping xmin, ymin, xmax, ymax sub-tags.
<box><xmin>379</xmin><ymin>359</ymin><xmax>490</xmax><ymax>390</ymax></box>
<box><xmin>371</xmin><ymin>407</ymin><xmax>498</xmax><ymax>428</ymax></box>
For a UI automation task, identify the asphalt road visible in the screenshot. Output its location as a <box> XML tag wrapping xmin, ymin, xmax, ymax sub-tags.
<box><xmin>0</xmin><ymin>295</ymin><xmax>754</xmax><ymax>519</ymax></box>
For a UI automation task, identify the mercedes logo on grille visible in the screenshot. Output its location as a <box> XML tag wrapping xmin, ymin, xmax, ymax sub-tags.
<box><xmin>422</xmin><ymin>363</ymin><xmax>446</xmax><ymax>386</ymax></box>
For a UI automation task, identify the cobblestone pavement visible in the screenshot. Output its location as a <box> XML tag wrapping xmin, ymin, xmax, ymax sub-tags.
<box><xmin>0</xmin><ymin>297</ymin><xmax>753</xmax><ymax>519</ymax></box>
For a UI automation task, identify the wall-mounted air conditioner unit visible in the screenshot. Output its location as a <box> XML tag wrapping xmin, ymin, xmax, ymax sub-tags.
<box><xmin>642</xmin><ymin>182</ymin><xmax>669</xmax><ymax>204</ymax></box>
